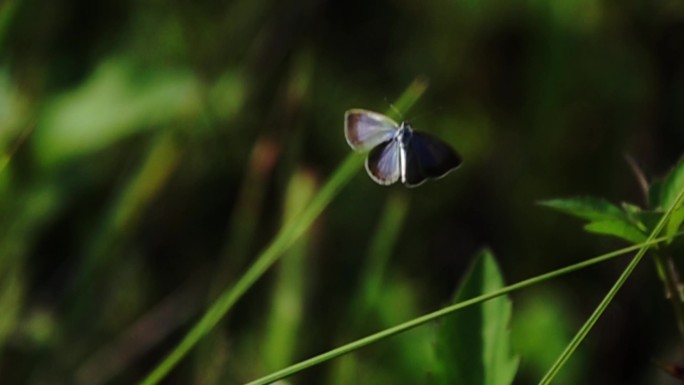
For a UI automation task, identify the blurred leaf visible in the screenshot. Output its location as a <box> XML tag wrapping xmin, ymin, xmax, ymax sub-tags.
<box><xmin>0</xmin><ymin>67</ymin><xmax>32</xmax><ymax>175</ymax></box>
<box><xmin>359</xmin><ymin>192</ymin><xmax>410</xmax><ymax>315</ymax></box>
<box><xmin>208</xmin><ymin>71</ymin><xmax>247</xmax><ymax>121</ymax></box>
<box><xmin>263</xmin><ymin>169</ymin><xmax>317</xmax><ymax>371</ymax></box>
<box><xmin>377</xmin><ymin>276</ymin><xmax>435</xmax><ymax>382</ymax></box>
<box><xmin>512</xmin><ymin>289</ymin><xmax>582</xmax><ymax>385</ymax></box>
<box><xmin>650</xmin><ymin>156</ymin><xmax>684</xmax><ymax>212</ymax></box>
<box><xmin>583</xmin><ymin>220</ymin><xmax>646</xmax><ymax>244</ymax></box>
<box><xmin>195</xmin><ymin>136</ymin><xmax>279</xmax><ymax>384</ymax></box>
<box><xmin>22</xmin><ymin>308</ymin><xmax>58</xmax><ymax>347</ymax></box>
<box><xmin>0</xmin><ymin>68</ymin><xmax>16</xmax><ymax>137</ymax></box>
<box><xmin>327</xmin><ymin>272</ymin><xmax>433</xmax><ymax>385</ymax></box>
<box><xmin>432</xmin><ymin>249</ymin><xmax>518</xmax><ymax>385</ymax></box>
<box><xmin>659</xmin><ymin>156</ymin><xmax>684</xmax><ymax>211</ymax></box>
<box><xmin>539</xmin><ymin>197</ymin><xmax>625</xmax><ymax>222</ymax></box>
<box><xmin>328</xmin><ymin>192</ymin><xmax>411</xmax><ymax>385</ymax></box>
<box><xmin>65</xmin><ymin>133</ymin><xmax>181</xmax><ymax>310</ymax></box>
<box><xmin>35</xmin><ymin>59</ymin><xmax>201</xmax><ymax>166</ymax></box>
<box><xmin>0</xmin><ymin>265</ymin><xmax>23</xmax><ymax>349</ymax></box>
<box><xmin>0</xmin><ymin>0</ymin><xmax>20</xmax><ymax>48</ymax></box>
<box><xmin>666</xmin><ymin>207</ymin><xmax>684</xmax><ymax>244</ymax></box>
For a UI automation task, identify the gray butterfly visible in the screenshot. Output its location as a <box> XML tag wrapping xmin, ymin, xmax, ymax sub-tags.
<box><xmin>344</xmin><ymin>109</ymin><xmax>462</xmax><ymax>187</ymax></box>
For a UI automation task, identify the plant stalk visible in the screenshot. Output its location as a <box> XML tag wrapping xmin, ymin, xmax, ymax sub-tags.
<box><xmin>653</xmin><ymin>251</ymin><xmax>684</xmax><ymax>340</ymax></box>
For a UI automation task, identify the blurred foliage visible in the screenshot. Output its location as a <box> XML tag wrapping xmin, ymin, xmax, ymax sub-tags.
<box><xmin>2</xmin><ymin>0</ymin><xmax>684</xmax><ymax>384</ymax></box>
<box><xmin>431</xmin><ymin>249</ymin><xmax>518</xmax><ymax>385</ymax></box>
<box><xmin>511</xmin><ymin>287</ymin><xmax>582</xmax><ymax>385</ymax></box>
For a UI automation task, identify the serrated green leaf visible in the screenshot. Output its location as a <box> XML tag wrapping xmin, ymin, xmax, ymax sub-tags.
<box><xmin>583</xmin><ymin>220</ymin><xmax>647</xmax><ymax>244</ymax></box>
<box><xmin>660</xmin><ymin>156</ymin><xmax>684</xmax><ymax>211</ymax></box>
<box><xmin>542</xmin><ymin>198</ymin><xmax>651</xmax><ymax>243</ymax></box>
<box><xmin>539</xmin><ymin>197</ymin><xmax>625</xmax><ymax>222</ymax></box>
<box><xmin>432</xmin><ymin>249</ymin><xmax>518</xmax><ymax>385</ymax></box>
<box><xmin>666</xmin><ymin>206</ymin><xmax>684</xmax><ymax>244</ymax></box>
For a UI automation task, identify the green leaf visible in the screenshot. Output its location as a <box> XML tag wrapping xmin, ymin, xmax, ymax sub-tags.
<box><xmin>666</xmin><ymin>206</ymin><xmax>684</xmax><ymax>244</ymax></box>
<box><xmin>539</xmin><ymin>197</ymin><xmax>625</xmax><ymax>222</ymax></box>
<box><xmin>620</xmin><ymin>202</ymin><xmax>647</xmax><ymax>231</ymax></box>
<box><xmin>432</xmin><ymin>249</ymin><xmax>518</xmax><ymax>385</ymax></box>
<box><xmin>541</xmin><ymin>197</ymin><xmax>652</xmax><ymax>243</ymax></box>
<box><xmin>35</xmin><ymin>59</ymin><xmax>206</xmax><ymax>166</ymax></box>
<box><xmin>660</xmin><ymin>156</ymin><xmax>684</xmax><ymax>211</ymax></box>
<box><xmin>583</xmin><ymin>220</ymin><xmax>647</xmax><ymax>244</ymax></box>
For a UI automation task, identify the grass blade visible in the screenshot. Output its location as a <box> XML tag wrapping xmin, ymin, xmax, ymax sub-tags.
<box><xmin>262</xmin><ymin>169</ymin><xmax>317</xmax><ymax>370</ymax></box>
<box><xmin>244</xmin><ymin>233</ymin><xmax>681</xmax><ymax>385</ymax></box>
<box><xmin>538</xmin><ymin>185</ymin><xmax>684</xmax><ymax>385</ymax></box>
<box><xmin>137</xmin><ymin>78</ymin><xmax>429</xmax><ymax>385</ymax></box>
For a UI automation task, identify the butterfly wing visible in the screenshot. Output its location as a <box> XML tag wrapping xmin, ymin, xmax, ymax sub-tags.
<box><xmin>365</xmin><ymin>139</ymin><xmax>401</xmax><ymax>185</ymax></box>
<box><xmin>345</xmin><ymin>109</ymin><xmax>399</xmax><ymax>152</ymax></box>
<box><xmin>403</xmin><ymin>132</ymin><xmax>461</xmax><ymax>187</ymax></box>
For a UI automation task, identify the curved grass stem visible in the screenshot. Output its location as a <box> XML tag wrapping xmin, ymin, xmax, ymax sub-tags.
<box><xmin>137</xmin><ymin>78</ymin><xmax>428</xmax><ymax>385</ymax></box>
<box><xmin>538</xmin><ymin>185</ymin><xmax>684</xmax><ymax>385</ymax></box>
<box><xmin>245</xmin><ymin>233</ymin><xmax>682</xmax><ymax>385</ymax></box>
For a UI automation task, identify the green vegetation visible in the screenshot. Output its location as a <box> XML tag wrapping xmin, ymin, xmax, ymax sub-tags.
<box><xmin>2</xmin><ymin>1</ymin><xmax>684</xmax><ymax>385</ymax></box>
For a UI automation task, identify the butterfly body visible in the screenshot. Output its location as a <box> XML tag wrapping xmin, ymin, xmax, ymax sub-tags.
<box><xmin>345</xmin><ymin>109</ymin><xmax>461</xmax><ymax>187</ymax></box>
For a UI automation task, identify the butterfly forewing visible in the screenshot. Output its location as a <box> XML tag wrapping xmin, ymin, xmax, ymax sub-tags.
<box><xmin>365</xmin><ymin>139</ymin><xmax>401</xmax><ymax>185</ymax></box>
<box><xmin>345</xmin><ymin>109</ymin><xmax>399</xmax><ymax>152</ymax></box>
<box><xmin>403</xmin><ymin>132</ymin><xmax>462</xmax><ymax>187</ymax></box>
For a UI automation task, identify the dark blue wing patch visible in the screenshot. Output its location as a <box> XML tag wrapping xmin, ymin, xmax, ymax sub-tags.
<box><xmin>403</xmin><ymin>132</ymin><xmax>461</xmax><ymax>187</ymax></box>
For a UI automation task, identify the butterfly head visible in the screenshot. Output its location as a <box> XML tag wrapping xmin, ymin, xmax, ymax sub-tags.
<box><xmin>397</xmin><ymin>122</ymin><xmax>413</xmax><ymax>149</ymax></box>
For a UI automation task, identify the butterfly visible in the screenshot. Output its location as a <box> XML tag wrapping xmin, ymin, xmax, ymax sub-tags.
<box><xmin>344</xmin><ymin>109</ymin><xmax>462</xmax><ymax>187</ymax></box>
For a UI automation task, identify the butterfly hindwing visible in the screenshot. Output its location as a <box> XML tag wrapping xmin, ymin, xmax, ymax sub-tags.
<box><xmin>345</xmin><ymin>109</ymin><xmax>399</xmax><ymax>152</ymax></box>
<box><xmin>365</xmin><ymin>139</ymin><xmax>401</xmax><ymax>185</ymax></box>
<box><xmin>403</xmin><ymin>131</ymin><xmax>462</xmax><ymax>187</ymax></box>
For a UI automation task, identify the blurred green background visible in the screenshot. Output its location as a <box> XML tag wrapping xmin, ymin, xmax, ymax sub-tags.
<box><xmin>2</xmin><ymin>0</ymin><xmax>684</xmax><ymax>384</ymax></box>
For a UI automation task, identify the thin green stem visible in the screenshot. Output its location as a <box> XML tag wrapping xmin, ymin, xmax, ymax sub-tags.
<box><xmin>137</xmin><ymin>79</ymin><xmax>428</xmax><ymax>385</ymax></box>
<box><xmin>539</xmin><ymin>186</ymin><xmax>684</xmax><ymax>385</ymax></box>
<box><xmin>140</xmin><ymin>156</ymin><xmax>362</xmax><ymax>385</ymax></box>
<box><xmin>245</xmin><ymin>234</ymin><xmax>681</xmax><ymax>385</ymax></box>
